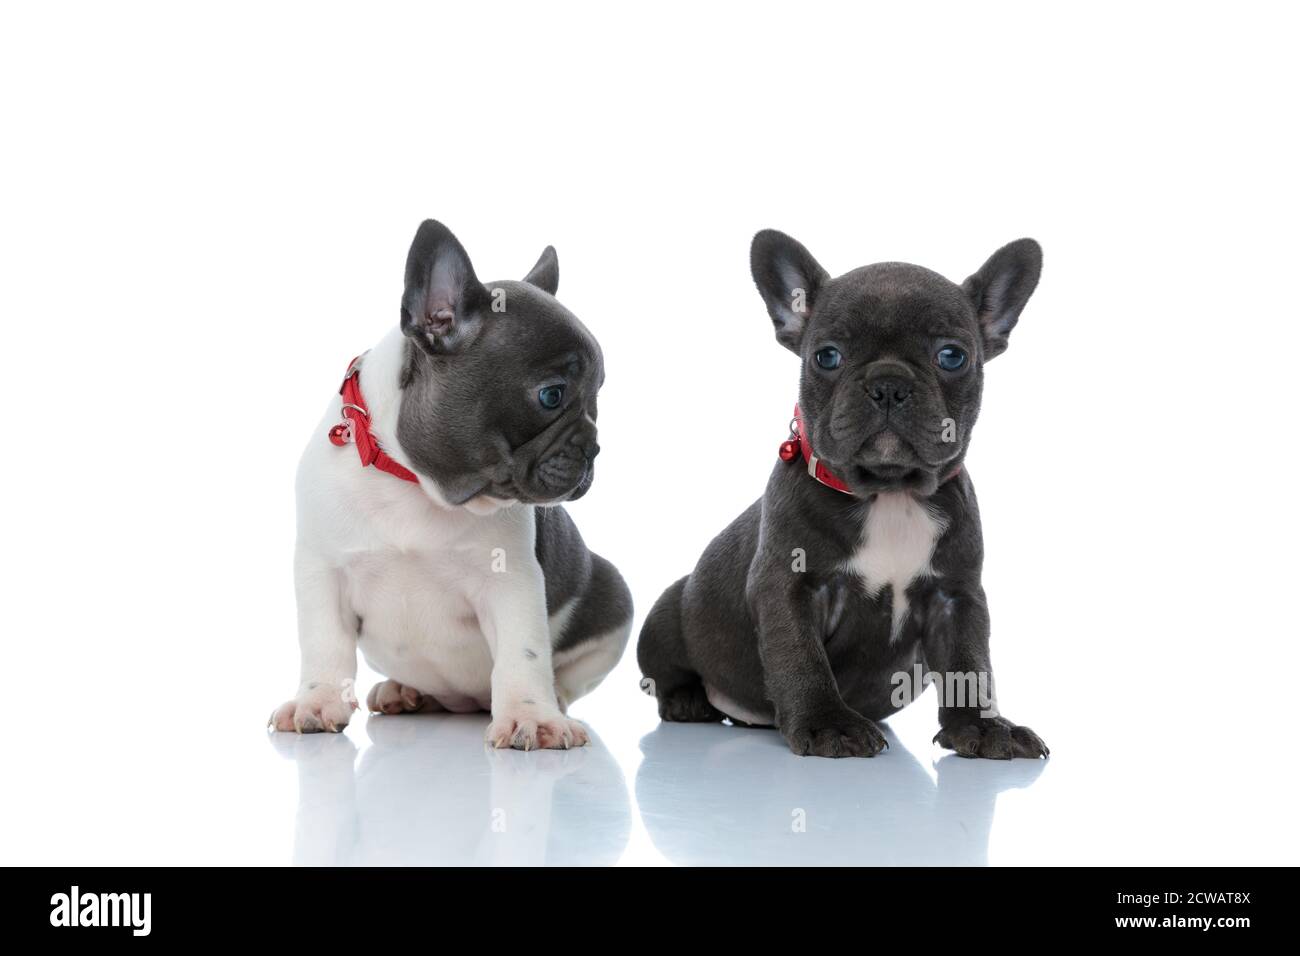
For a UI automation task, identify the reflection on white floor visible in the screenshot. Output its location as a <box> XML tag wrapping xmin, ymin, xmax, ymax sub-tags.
<box><xmin>637</xmin><ymin>723</ymin><xmax>1044</xmax><ymax>866</ymax></box>
<box><xmin>270</xmin><ymin>713</ymin><xmax>1044</xmax><ymax>866</ymax></box>
<box><xmin>270</xmin><ymin>715</ymin><xmax>631</xmax><ymax>866</ymax></box>
<box><xmin>12</xmin><ymin>670</ymin><xmax>1293</xmax><ymax>866</ymax></box>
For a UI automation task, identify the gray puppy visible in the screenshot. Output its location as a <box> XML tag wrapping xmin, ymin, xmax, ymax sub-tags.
<box><xmin>637</xmin><ymin>231</ymin><xmax>1049</xmax><ymax>759</ymax></box>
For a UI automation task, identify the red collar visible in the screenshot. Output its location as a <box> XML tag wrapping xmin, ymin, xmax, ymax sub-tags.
<box><xmin>778</xmin><ymin>404</ymin><xmax>960</xmax><ymax>495</ymax></box>
<box><xmin>327</xmin><ymin>357</ymin><xmax>419</xmax><ymax>484</ymax></box>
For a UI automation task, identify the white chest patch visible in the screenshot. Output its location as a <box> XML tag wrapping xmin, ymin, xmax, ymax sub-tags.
<box><xmin>845</xmin><ymin>491</ymin><xmax>946</xmax><ymax>641</ymax></box>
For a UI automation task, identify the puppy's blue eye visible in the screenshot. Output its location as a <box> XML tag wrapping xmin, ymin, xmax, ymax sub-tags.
<box><xmin>936</xmin><ymin>347</ymin><xmax>967</xmax><ymax>371</ymax></box>
<box><xmin>538</xmin><ymin>385</ymin><xmax>565</xmax><ymax>409</ymax></box>
<box><xmin>814</xmin><ymin>347</ymin><xmax>842</xmax><ymax>370</ymax></box>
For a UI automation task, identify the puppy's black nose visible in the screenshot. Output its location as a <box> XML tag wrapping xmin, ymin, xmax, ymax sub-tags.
<box><xmin>867</xmin><ymin>376</ymin><xmax>912</xmax><ymax>410</ymax></box>
<box><xmin>569</xmin><ymin>430</ymin><xmax>600</xmax><ymax>461</ymax></box>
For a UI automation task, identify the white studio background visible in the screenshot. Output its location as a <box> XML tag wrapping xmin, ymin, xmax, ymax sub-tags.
<box><xmin>1</xmin><ymin>1</ymin><xmax>1297</xmax><ymax>865</ymax></box>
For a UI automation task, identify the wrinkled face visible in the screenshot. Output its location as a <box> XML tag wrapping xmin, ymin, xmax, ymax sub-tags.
<box><xmin>799</xmin><ymin>266</ymin><xmax>982</xmax><ymax>496</ymax></box>
<box><xmin>394</xmin><ymin>221</ymin><xmax>604</xmax><ymax>507</ymax></box>
<box><xmin>751</xmin><ymin>230</ymin><xmax>1041</xmax><ymax>497</ymax></box>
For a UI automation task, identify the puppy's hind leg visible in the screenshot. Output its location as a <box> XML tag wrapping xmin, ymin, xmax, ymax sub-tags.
<box><xmin>554</xmin><ymin>625</ymin><xmax>630</xmax><ymax>712</ymax></box>
<box><xmin>637</xmin><ymin>576</ymin><xmax>723</xmax><ymax>723</ymax></box>
<box><xmin>553</xmin><ymin>554</ymin><xmax>632</xmax><ymax>712</ymax></box>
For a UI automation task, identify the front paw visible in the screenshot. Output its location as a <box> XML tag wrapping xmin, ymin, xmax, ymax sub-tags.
<box><xmin>934</xmin><ymin>715</ymin><xmax>1049</xmax><ymax>759</ymax></box>
<box><xmin>782</xmin><ymin>709</ymin><xmax>888</xmax><ymax>758</ymax></box>
<box><xmin>268</xmin><ymin>682</ymin><xmax>358</xmax><ymax>733</ymax></box>
<box><xmin>486</xmin><ymin>706</ymin><xmax>590</xmax><ymax>751</ymax></box>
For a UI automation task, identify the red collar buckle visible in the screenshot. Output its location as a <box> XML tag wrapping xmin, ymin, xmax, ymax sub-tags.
<box><xmin>328</xmin><ymin>355</ymin><xmax>420</xmax><ymax>485</ymax></box>
<box><xmin>780</xmin><ymin>405</ymin><xmax>854</xmax><ymax>495</ymax></box>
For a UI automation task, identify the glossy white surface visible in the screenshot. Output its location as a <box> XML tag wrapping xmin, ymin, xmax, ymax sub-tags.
<box><xmin>5</xmin><ymin>650</ymin><xmax>1294</xmax><ymax>866</ymax></box>
<box><xmin>270</xmin><ymin>715</ymin><xmax>1042</xmax><ymax>868</ymax></box>
<box><xmin>261</xmin><ymin>674</ymin><xmax>1300</xmax><ymax>866</ymax></box>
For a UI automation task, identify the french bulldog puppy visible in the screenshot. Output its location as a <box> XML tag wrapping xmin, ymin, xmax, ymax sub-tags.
<box><xmin>271</xmin><ymin>220</ymin><xmax>632</xmax><ymax>750</ymax></box>
<box><xmin>638</xmin><ymin>231</ymin><xmax>1049</xmax><ymax>759</ymax></box>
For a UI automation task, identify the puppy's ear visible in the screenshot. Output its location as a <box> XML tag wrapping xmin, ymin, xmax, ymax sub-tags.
<box><xmin>751</xmin><ymin>229</ymin><xmax>830</xmax><ymax>353</ymax></box>
<box><xmin>522</xmin><ymin>245</ymin><xmax>559</xmax><ymax>295</ymax></box>
<box><xmin>962</xmin><ymin>238</ymin><xmax>1042</xmax><ymax>359</ymax></box>
<box><xmin>401</xmin><ymin>220</ymin><xmax>490</xmax><ymax>354</ymax></box>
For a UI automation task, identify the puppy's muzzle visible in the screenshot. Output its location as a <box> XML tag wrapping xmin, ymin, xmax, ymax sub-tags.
<box><xmin>529</xmin><ymin>420</ymin><xmax>600</xmax><ymax>501</ymax></box>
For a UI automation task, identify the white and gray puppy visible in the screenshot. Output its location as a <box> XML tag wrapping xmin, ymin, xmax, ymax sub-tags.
<box><xmin>271</xmin><ymin>220</ymin><xmax>631</xmax><ymax>750</ymax></box>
